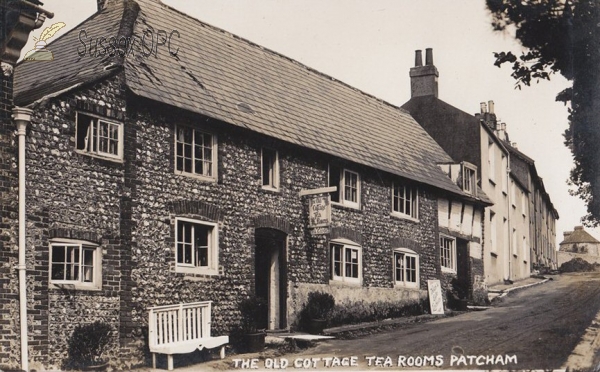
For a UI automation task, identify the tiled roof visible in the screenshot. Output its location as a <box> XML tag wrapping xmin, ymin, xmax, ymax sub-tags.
<box><xmin>15</xmin><ymin>0</ymin><xmax>488</xmax><ymax>202</ymax></box>
<box><xmin>560</xmin><ymin>227</ymin><xmax>600</xmax><ymax>245</ymax></box>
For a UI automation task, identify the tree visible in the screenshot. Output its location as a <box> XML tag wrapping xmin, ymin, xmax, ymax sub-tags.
<box><xmin>486</xmin><ymin>0</ymin><xmax>600</xmax><ymax>226</ymax></box>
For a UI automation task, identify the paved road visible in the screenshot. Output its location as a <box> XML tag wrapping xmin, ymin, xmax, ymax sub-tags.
<box><xmin>285</xmin><ymin>272</ymin><xmax>600</xmax><ymax>370</ymax></box>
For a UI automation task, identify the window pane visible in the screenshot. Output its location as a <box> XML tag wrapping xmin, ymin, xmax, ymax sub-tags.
<box><xmin>329</xmin><ymin>165</ymin><xmax>340</xmax><ymax>202</ymax></box>
<box><xmin>395</xmin><ymin>252</ymin><xmax>404</xmax><ymax>282</ymax></box>
<box><xmin>51</xmin><ymin>264</ymin><xmax>64</xmax><ymax>280</ymax></box>
<box><xmin>332</xmin><ymin>244</ymin><xmax>342</xmax><ymax>277</ymax></box>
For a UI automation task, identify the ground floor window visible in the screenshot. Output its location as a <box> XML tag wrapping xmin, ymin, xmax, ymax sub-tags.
<box><xmin>50</xmin><ymin>239</ymin><xmax>101</xmax><ymax>289</ymax></box>
<box><xmin>175</xmin><ymin>217</ymin><xmax>219</xmax><ymax>275</ymax></box>
<box><xmin>393</xmin><ymin>248</ymin><xmax>419</xmax><ymax>288</ymax></box>
<box><xmin>330</xmin><ymin>239</ymin><xmax>361</xmax><ymax>284</ymax></box>
<box><xmin>440</xmin><ymin>235</ymin><xmax>456</xmax><ymax>272</ymax></box>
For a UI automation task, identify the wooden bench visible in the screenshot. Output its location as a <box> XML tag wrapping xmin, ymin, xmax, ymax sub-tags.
<box><xmin>148</xmin><ymin>301</ymin><xmax>228</xmax><ymax>370</ymax></box>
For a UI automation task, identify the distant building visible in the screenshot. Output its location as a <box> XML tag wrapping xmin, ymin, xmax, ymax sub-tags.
<box><xmin>402</xmin><ymin>48</ymin><xmax>559</xmax><ymax>283</ymax></box>
<box><xmin>559</xmin><ymin>226</ymin><xmax>600</xmax><ymax>256</ymax></box>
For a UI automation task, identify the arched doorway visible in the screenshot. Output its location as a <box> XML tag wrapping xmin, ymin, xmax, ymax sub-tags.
<box><xmin>255</xmin><ymin>228</ymin><xmax>287</xmax><ymax>330</ymax></box>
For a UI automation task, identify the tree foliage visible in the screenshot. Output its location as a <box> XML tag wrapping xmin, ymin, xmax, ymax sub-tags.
<box><xmin>487</xmin><ymin>0</ymin><xmax>600</xmax><ymax>226</ymax></box>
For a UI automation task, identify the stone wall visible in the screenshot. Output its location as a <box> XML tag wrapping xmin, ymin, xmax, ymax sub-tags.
<box><xmin>558</xmin><ymin>251</ymin><xmax>600</xmax><ymax>266</ymax></box>
<box><xmin>4</xmin><ymin>73</ymin><xmax>451</xmax><ymax>369</ymax></box>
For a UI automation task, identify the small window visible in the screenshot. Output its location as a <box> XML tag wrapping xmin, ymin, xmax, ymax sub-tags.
<box><xmin>175</xmin><ymin>126</ymin><xmax>217</xmax><ymax>180</ymax></box>
<box><xmin>462</xmin><ymin>163</ymin><xmax>477</xmax><ymax>195</ymax></box>
<box><xmin>50</xmin><ymin>240</ymin><xmax>101</xmax><ymax>290</ymax></box>
<box><xmin>393</xmin><ymin>248</ymin><xmax>419</xmax><ymax>288</ymax></box>
<box><xmin>510</xmin><ymin>181</ymin><xmax>516</xmax><ymax>207</ymax></box>
<box><xmin>76</xmin><ymin>112</ymin><xmax>123</xmax><ymax>160</ymax></box>
<box><xmin>512</xmin><ymin>228</ymin><xmax>517</xmax><ymax>256</ymax></box>
<box><xmin>175</xmin><ymin>218</ymin><xmax>219</xmax><ymax>275</ymax></box>
<box><xmin>330</xmin><ymin>240</ymin><xmax>361</xmax><ymax>284</ymax></box>
<box><xmin>501</xmin><ymin>155</ymin><xmax>508</xmax><ymax>193</ymax></box>
<box><xmin>440</xmin><ymin>235</ymin><xmax>456</xmax><ymax>272</ymax></box>
<box><xmin>489</xmin><ymin>211</ymin><xmax>497</xmax><ymax>253</ymax></box>
<box><xmin>392</xmin><ymin>183</ymin><xmax>418</xmax><ymax>219</ymax></box>
<box><xmin>488</xmin><ymin>141</ymin><xmax>495</xmax><ymax>183</ymax></box>
<box><xmin>328</xmin><ymin>165</ymin><xmax>360</xmax><ymax>208</ymax></box>
<box><xmin>261</xmin><ymin>148</ymin><xmax>279</xmax><ymax>190</ymax></box>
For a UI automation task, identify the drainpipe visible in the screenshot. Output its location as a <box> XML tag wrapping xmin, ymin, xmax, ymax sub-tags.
<box><xmin>13</xmin><ymin>106</ymin><xmax>32</xmax><ymax>372</ymax></box>
<box><xmin>506</xmin><ymin>153</ymin><xmax>512</xmax><ymax>281</ymax></box>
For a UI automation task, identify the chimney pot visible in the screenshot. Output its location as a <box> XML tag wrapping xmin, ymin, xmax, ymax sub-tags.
<box><xmin>425</xmin><ymin>48</ymin><xmax>433</xmax><ymax>66</ymax></box>
<box><xmin>501</xmin><ymin>123</ymin><xmax>506</xmax><ymax>131</ymax></box>
<box><xmin>415</xmin><ymin>50</ymin><xmax>423</xmax><ymax>67</ymax></box>
<box><xmin>480</xmin><ymin>102</ymin><xmax>487</xmax><ymax>114</ymax></box>
<box><xmin>488</xmin><ymin>100</ymin><xmax>495</xmax><ymax>114</ymax></box>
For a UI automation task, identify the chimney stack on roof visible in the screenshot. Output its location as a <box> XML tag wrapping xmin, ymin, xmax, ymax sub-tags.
<box><xmin>575</xmin><ymin>226</ymin><xmax>584</xmax><ymax>231</ymax></box>
<box><xmin>488</xmin><ymin>100</ymin><xmax>495</xmax><ymax>114</ymax></box>
<box><xmin>564</xmin><ymin>231</ymin><xmax>573</xmax><ymax>238</ymax></box>
<box><xmin>425</xmin><ymin>48</ymin><xmax>433</xmax><ymax>65</ymax></box>
<box><xmin>415</xmin><ymin>50</ymin><xmax>423</xmax><ymax>67</ymax></box>
<box><xmin>98</xmin><ymin>0</ymin><xmax>107</xmax><ymax>10</ymax></box>
<box><xmin>409</xmin><ymin>48</ymin><xmax>439</xmax><ymax>98</ymax></box>
<box><xmin>480</xmin><ymin>102</ymin><xmax>487</xmax><ymax>114</ymax></box>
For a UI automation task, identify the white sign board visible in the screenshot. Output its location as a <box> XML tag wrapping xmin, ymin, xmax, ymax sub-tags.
<box><xmin>427</xmin><ymin>280</ymin><xmax>444</xmax><ymax>315</ymax></box>
<box><xmin>308</xmin><ymin>194</ymin><xmax>331</xmax><ymax>228</ymax></box>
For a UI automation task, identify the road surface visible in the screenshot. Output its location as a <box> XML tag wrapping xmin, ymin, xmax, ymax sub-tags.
<box><xmin>285</xmin><ymin>272</ymin><xmax>600</xmax><ymax>370</ymax></box>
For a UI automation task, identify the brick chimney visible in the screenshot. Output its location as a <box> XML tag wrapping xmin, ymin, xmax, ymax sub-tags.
<box><xmin>410</xmin><ymin>48</ymin><xmax>438</xmax><ymax>98</ymax></box>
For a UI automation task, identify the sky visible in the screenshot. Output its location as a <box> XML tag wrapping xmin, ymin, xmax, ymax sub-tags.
<box><xmin>21</xmin><ymin>0</ymin><xmax>600</xmax><ymax>246</ymax></box>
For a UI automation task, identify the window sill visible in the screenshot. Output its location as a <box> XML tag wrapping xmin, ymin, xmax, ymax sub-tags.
<box><xmin>49</xmin><ymin>282</ymin><xmax>102</xmax><ymax>291</ymax></box>
<box><xmin>441</xmin><ymin>267</ymin><xmax>456</xmax><ymax>274</ymax></box>
<box><xmin>490</xmin><ymin>251</ymin><xmax>498</xmax><ymax>258</ymax></box>
<box><xmin>329</xmin><ymin>279</ymin><xmax>362</xmax><ymax>287</ymax></box>
<box><xmin>331</xmin><ymin>201</ymin><xmax>361</xmax><ymax>212</ymax></box>
<box><xmin>74</xmin><ymin>149</ymin><xmax>123</xmax><ymax>163</ymax></box>
<box><xmin>175</xmin><ymin>266</ymin><xmax>219</xmax><ymax>276</ymax></box>
<box><xmin>394</xmin><ymin>283</ymin><xmax>420</xmax><ymax>290</ymax></box>
<box><xmin>489</xmin><ymin>179</ymin><xmax>496</xmax><ymax>186</ymax></box>
<box><xmin>513</xmin><ymin>254</ymin><xmax>518</xmax><ymax>258</ymax></box>
<box><xmin>174</xmin><ymin>170</ymin><xmax>217</xmax><ymax>183</ymax></box>
<box><xmin>261</xmin><ymin>185</ymin><xmax>280</xmax><ymax>193</ymax></box>
<box><xmin>390</xmin><ymin>212</ymin><xmax>419</xmax><ymax>223</ymax></box>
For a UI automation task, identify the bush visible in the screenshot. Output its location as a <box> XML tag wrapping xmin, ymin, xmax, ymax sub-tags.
<box><xmin>67</xmin><ymin>321</ymin><xmax>113</xmax><ymax>368</ymax></box>
<box><xmin>304</xmin><ymin>291</ymin><xmax>335</xmax><ymax>320</ymax></box>
<box><xmin>328</xmin><ymin>298</ymin><xmax>429</xmax><ymax>327</ymax></box>
<box><xmin>239</xmin><ymin>294</ymin><xmax>267</xmax><ymax>333</ymax></box>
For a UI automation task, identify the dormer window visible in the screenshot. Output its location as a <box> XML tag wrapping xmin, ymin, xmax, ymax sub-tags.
<box><xmin>462</xmin><ymin>162</ymin><xmax>477</xmax><ymax>196</ymax></box>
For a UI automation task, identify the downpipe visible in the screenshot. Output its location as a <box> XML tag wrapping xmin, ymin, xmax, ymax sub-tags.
<box><xmin>13</xmin><ymin>107</ymin><xmax>32</xmax><ymax>372</ymax></box>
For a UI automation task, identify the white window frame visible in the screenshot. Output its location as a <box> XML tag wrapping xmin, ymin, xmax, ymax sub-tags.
<box><xmin>391</xmin><ymin>182</ymin><xmax>419</xmax><ymax>220</ymax></box>
<box><xmin>462</xmin><ymin>162</ymin><xmax>477</xmax><ymax>196</ymax></box>
<box><xmin>49</xmin><ymin>239</ymin><xmax>102</xmax><ymax>290</ymax></box>
<box><xmin>488</xmin><ymin>141</ymin><xmax>495</xmax><ymax>183</ymax></box>
<box><xmin>175</xmin><ymin>217</ymin><xmax>219</xmax><ymax>275</ymax></box>
<box><xmin>330</xmin><ymin>239</ymin><xmax>362</xmax><ymax>285</ymax></box>
<box><xmin>490</xmin><ymin>211</ymin><xmax>497</xmax><ymax>253</ymax></box>
<box><xmin>521</xmin><ymin>191</ymin><xmax>527</xmax><ymax>217</ymax></box>
<box><xmin>76</xmin><ymin>112</ymin><xmax>123</xmax><ymax>161</ymax></box>
<box><xmin>328</xmin><ymin>165</ymin><xmax>361</xmax><ymax>209</ymax></box>
<box><xmin>393</xmin><ymin>248</ymin><xmax>419</xmax><ymax>289</ymax></box>
<box><xmin>439</xmin><ymin>235</ymin><xmax>456</xmax><ymax>273</ymax></box>
<box><xmin>174</xmin><ymin>125</ymin><xmax>218</xmax><ymax>181</ymax></box>
<box><xmin>261</xmin><ymin>147</ymin><xmax>279</xmax><ymax>190</ymax></box>
<box><xmin>501</xmin><ymin>155</ymin><xmax>508</xmax><ymax>194</ymax></box>
<box><xmin>511</xmin><ymin>180</ymin><xmax>516</xmax><ymax>207</ymax></box>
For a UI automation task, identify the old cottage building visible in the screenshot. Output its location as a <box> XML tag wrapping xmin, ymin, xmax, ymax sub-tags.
<box><xmin>402</xmin><ymin>49</ymin><xmax>559</xmax><ymax>283</ymax></box>
<box><xmin>1</xmin><ymin>0</ymin><xmax>492</xmax><ymax>370</ymax></box>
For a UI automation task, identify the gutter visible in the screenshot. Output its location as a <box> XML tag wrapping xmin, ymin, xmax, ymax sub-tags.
<box><xmin>13</xmin><ymin>106</ymin><xmax>32</xmax><ymax>372</ymax></box>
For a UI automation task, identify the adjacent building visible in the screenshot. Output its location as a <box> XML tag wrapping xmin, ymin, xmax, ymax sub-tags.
<box><xmin>402</xmin><ymin>49</ymin><xmax>559</xmax><ymax>284</ymax></box>
<box><xmin>1</xmin><ymin>1</ymin><xmax>490</xmax><ymax>369</ymax></box>
<box><xmin>559</xmin><ymin>226</ymin><xmax>600</xmax><ymax>256</ymax></box>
